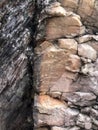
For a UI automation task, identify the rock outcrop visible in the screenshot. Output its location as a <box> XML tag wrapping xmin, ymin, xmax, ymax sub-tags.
<box><xmin>0</xmin><ymin>0</ymin><xmax>34</xmax><ymax>129</ymax></box>
<box><xmin>33</xmin><ymin>0</ymin><xmax>98</xmax><ymax>130</ymax></box>
<box><xmin>1</xmin><ymin>0</ymin><xmax>98</xmax><ymax>130</ymax></box>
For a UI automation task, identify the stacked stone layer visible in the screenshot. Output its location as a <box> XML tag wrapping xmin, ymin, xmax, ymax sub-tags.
<box><xmin>33</xmin><ymin>0</ymin><xmax>98</xmax><ymax>130</ymax></box>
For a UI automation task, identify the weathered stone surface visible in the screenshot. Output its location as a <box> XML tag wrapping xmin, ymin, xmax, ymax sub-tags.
<box><xmin>77</xmin><ymin>35</ymin><xmax>94</xmax><ymax>43</ymax></box>
<box><xmin>46</xmin><ymin>15</ymin><xmax>85</xmax><ymax>40</ymax></box>
<box><xmin>64</xmin><ymin>108</ymin><xmax>79</xmax><ymax>126</ymax></box>
<box><xmin>34</xmin><ymin>95</ymin><xmax>67</xmax><ymax>111</ymax></box>
<box><xmin>49</xmin><ymin>73</ymin><xmax>73</xmax><ymax>93</ymax></box>
<box><xmin>48</xmin><ymin>91</ymin><xmax>62</xmax><ymax>98</ymax></box>
<box><xmin>69</xmin><ymin>126</ymin><xmax>80</xmax><ymax>130</ymax></box>
<box><xmin>34</xmin><ymin>45</ymin><xmax>79</xmax><ymax>93</ymax></box>
<box><xmin>86</xmin><ymin>41</ymin><xmax>98</xmax><ymax>52</ymax></box>
<box><xmin>45</xmin><ymin>5</ymin><xmax>67</xmax><ymax>16</ymax></box>
<box><xmin>81</xmin><ymin>107</ymin><xmax>91</xmax><ymax>114</ymax></box>
<box><xmin>78</xmin><ymin>44</ymin><xmax>97</xmax><ymax>61</ymax></box>
<box><xmin>59</xmin><ymin>0</ymin><xmax>79</xmax><ymax>11</ymax></box>
<box><xmin>76</xmin><ymin>114</ymin><xmax>92</xmax><ymax>129</ymax></box>
<box><xmin>62</xmin><ymin>92</ymin><xmax>96</xmax><ymax>107</ymax></box>
<box><xmin>90</xmin><ymin>108</ymin><xmax>98</xmax><ymax>120</ymax></box>
<box><xmin>80</xmin><ymin>57</ymin><xmax>92</xmax><ymax>64</ymax></box>
<box><xmin>0</xmin><ymin>0</ymin><xmax>34</xmax><ymax>129</ymax></box>
<box><xmin>33</xmin><ymin>1</ymin><xmax>98</xmax><ymax>130</ymax></box>
<box><xmin>34</xmin><ymin>41</ymin><xmax>53</xmax><ymax>55</ymax></box>
<box><xmin>65</xmin><ymin>54</ymin><xmax>81</xmax><ymax>72</ymax></box>
<box><xmin>34</xmin><ymin>46</ymin><xmax>67</xmax><ymax>92</ymax></box>
<box><xmin>52</xmin><ymin>126</ymin><xmax>80</xmax><ymax>130</ymax></box>
<box><xmin>76</xmin><ymin>76</ymin><xmax>98</xmax><ymax>96</ymax></box>
<box><xmin>35</xmin><ymin>127</ymin><xmax>48</xmax><ymax>130</ymax></box>
<box><xmin>77</xmin><ymin>35</ymin><xmax>98</xmax><ymax>44</ymax></box>
<box><xmin>51</xmin><ymin>126</ymin><xmax>66</xmax><ymax>130</ymax></box>
<box><xmin>81</xmin><ymin>62</ymin><xmax>98</xmax><ymax>76</ymax></box>
<box><xmin>58</xmin><ymin>39</ymin><xmax>78</xmax><ymax>54</ymax></box>
<box><xmin>77</xmin><ymin>0</ymin><xmax>95</xmax><ymax>18</ymax></box>
<box><xmin>33</xmin><ymin>95</ymin><xmax>67</xmax><ymax>127</ymax></box>
<box><xmin>91</xmin><ymin>117</ymin><xmax>98</xmax><ymax>126</ymax></box>
<box><xmin>81</xmin><ymin>63</ymin><xmax>94</xmax><ymax>75</ymax></box>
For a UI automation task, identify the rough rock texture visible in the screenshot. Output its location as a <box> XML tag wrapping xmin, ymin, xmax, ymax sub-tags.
<box><xmin>33</xmin><ymin>0</ymin><xmax>98</xmax><ymax>130</ymax></box>
<box><xmin>0</xmin><ymin>0</ymin><xmax>34</xmax><ymax>130</ymax></box>
<box><xmin>1</xmin><ymin>0</ymin><xmax>98</xmax><ymax>130</ymax></box>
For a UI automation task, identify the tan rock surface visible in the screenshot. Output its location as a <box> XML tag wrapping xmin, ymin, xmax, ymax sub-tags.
<box><xmin>78</xmin><ymin>0</ymin><xmax>95</xmax><ymax>18</ymax></box>
<box><xmin>34</xmin><ymin>46</ymin><xmax>67</xmax><ymax>92</ymax></box>
<box><xmin>58</xmin><ymin>39</ymin><xmax>78</xmax><ymax>54</ymax></box>
<box><xmin>60</xmin><ymin>0</ymin><xmax>79</xmax><ymax>10</ymax></box>
<box><xmin>36</xmin><ymin>95</ymin><xmax>67</xmax><ymax>110</ymax></box>
<box><xmin>35</xmin><ymin>128</ymin><xmax>48</xmax><ymax>130</ymax></box>
<box><xmin>33</xmin><ymin>1</ymin><xmax>98</xmax><ymax>130</ymax></box>
<box><xmin>34</xmin><ymin>95</ymin><xmax>67</xmax><ymax>127</ymax></box>
<box><xmin>65</xmin><ymin>54</ymin><xmax>81</xmax><ymax>72</ymax></box>
<box><xmin>34</xmin><ymin>45</ymin><xmax>80</xmax><ymax>93</ymax></box>
<box><xmin>50</xmin><ymin>73</ymin><xmax>73</xmax><ymax>93</ymax></box>
<box><xmin>45</xmin><ymin>5</ymin><xmax>67</xmax><ymax>16</ymax></box>
<box><xmin>46</xmin><ymin>15</ymin><xmax>85</xmax><ymax>40</ymax></box>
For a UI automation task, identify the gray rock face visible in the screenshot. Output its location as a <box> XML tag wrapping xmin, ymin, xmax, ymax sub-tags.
<box><xmin>0</xmin><ymin>0</ymin><xmax>34</xmax><ymax>129</ymax></box>
<box><xmin>64</xmin><ymin>108</ymin><xmax>79</xmax><ymax>127</ymax></box>
<box><xmin>78</xmin><ymin>44</ymin><xmax>97</xmax><ymax>61</ymax></box>
<box><xmin>76</xmin><ymin>114</ymin><xmax>92</xmax><ymax>129</ymax></box>
<box><xmin>62</xmin><ymin>92</ymin><xmax>96</xmax><ymax>107</ymax></box>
